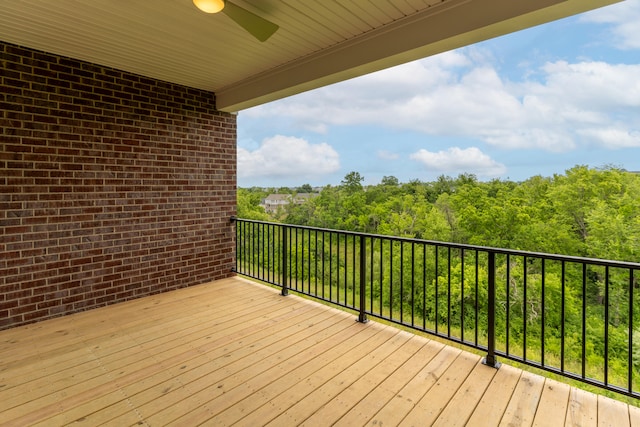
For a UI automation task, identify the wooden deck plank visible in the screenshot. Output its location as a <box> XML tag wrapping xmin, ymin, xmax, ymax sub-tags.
<box><xmin>332</xmin><ymin>339</ymin><xmax>446</xmax><ymax>427</ymax></box>
<box><xmin>629</xmin><ymin>404</ymin><xmax>640</xmax><ymax>427</ymax></box>
<box><xmin>431</xmin><ymin>360</ymin><xmax>500</xmax><ymax>427</ymax></box>
<box><xmin>1</xmin><ymin>292</ymin><xmax>321</xmax><ymax>425</ymax></box>
<box><xmin>263</xmin><ymin>329</ymin><xmax>415</xmax><ymax>426</ymax></box>
<box><xmin>365</xmin><ymin>345</ymin><xmax>462</xmax><ymax>426</ymax></box>
<box><xmin>0</xmin><ymin>276</ymin><xmax>637</xmax><ymax>427</ymax></box>
<box><xmin>0</xmin><ymin>278</ymin><xmax>242</xmax><ymax>359</ymax></box>
<box><xmin>0</xmin><ymin>290</ymin><xmax>294</xmax><ymax>405</ymax></box>
<box><xmin>597</xmin><ymin>394</ymin><xmax>631</xmax><ymax>427</ymax></box>
<box><xmin>0</xmin><ymin>279</ymin><xmax>263</xmax><ymax>383</ymax></box>
<box><xmin>223</xmin><ymin>323</ymin><xmax>406</xmax><ymax>427</ymax></box>
<box><xmin>466</xmin><ymin>363</ymin><xmax>522</xmax><ymax>427</ymax></box>
<box><xmin>532</xmin><ymin>378</ymin><xmax>572</xmax><ymax>427</ymax></box>
<box><xmin>499</xmin><ymin>369</ymin><xmax>546</xmax><ymax>427</ymax></box>
<box><xmin>110</xmin><ymin>310</ymin><xmax>355</xmax><ymax>425</ymax></box>
<box><xmin>36</xmin><ymin>302</ymin><xmax>343</xmax><ymax>425</ymax></box>
<box><xmin>142</xmin><ymin>309</ymin><xmax>373</xmax><ymax>425</ymax></box>
<box><xmin>566</xmin><ymin>387</ymin><xmax>598</xmax><ymax>427</ymax></box>
<box><xmin>169</xmin><ymin>322</ymin><xmax>399</xmax><ymax>426</ymax></box>
<box><xmin>299</xmin><ymin>333</ymin><xmax>428</xmax><ymax>426</ymax></box>
<box><xmin>399</xmin><ymin>351</ymin><xmax>481</xmax><ymax>427</ymax></box>
<box><xmin>62</xmin><ymin>302</ymin><xmax>335</xmax><ymax>426</ymax></box>
<box><xmin>2</xmin><ymin>294</ymin><xmax>310</xmax><ymax>422</ymax></box>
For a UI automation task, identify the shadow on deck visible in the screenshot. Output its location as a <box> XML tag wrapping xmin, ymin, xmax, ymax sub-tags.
<box><xmin>1</xmin><ymin>277</ymin><xmax>639</xmax><ymax>426</ymax></box>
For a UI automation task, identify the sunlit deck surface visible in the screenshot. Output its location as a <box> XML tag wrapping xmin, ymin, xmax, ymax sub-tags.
<box><xmin>2</xmin><ymin>277</ymin><xmax>640</xmax><ymax>426</ymax></box>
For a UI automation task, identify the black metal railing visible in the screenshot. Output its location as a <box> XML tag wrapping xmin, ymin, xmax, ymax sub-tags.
<box><xmin>234</xmin><ymin>218</ymin><xmax>640</xmax><ymax>398</ymax></box>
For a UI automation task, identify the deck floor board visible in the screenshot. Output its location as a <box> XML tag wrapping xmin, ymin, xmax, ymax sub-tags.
<box><xmin>0</xmin><ymin>276</ymin><xmax>636</xmax><ymax>426</ymax></box>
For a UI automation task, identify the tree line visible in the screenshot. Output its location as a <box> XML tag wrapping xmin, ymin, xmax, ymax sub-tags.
<box><xmin>239</xmin><ymin>165</ymin><xmax>640</xmax><ymax>263</ymax></box>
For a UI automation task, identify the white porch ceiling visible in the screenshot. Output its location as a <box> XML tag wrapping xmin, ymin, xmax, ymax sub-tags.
<box><xmin>0</xmin><ymin>0</ymin><xmax>622</xmax><ymax>112</ymax></box>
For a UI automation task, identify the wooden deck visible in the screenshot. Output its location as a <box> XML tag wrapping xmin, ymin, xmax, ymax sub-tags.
<box><xmin>1</xmin><ymin>277</ymin><xmax>639</xmax><ymax>426</ymax></box>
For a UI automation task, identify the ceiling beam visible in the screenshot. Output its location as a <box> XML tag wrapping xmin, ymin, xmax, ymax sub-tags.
<box><xmin>217</xmin><ymin>0</ymin><xmax>621</xmax><ymax>112</ymax></box>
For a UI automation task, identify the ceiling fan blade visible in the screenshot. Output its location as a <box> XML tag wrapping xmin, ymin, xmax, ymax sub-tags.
<box><xmin>223</xmin><ymin>1</ymin><xmax>279</xmax><ymax>42</ymax></box>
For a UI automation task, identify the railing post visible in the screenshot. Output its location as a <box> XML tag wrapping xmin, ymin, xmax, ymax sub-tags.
<box><xmin>483</xmin><ymin>251</ymin><xmax>500</xmax><ymax>368</ymax></box>
<box><xmin>281</xmin><ymin>224</ymin><xmax>289</xmax><ymax>296</ymax></box>
<box><xmin>232</xmin><ymin>217</ymin><xmax>238</xmax><ymax>274</ymax></box>
<box><xmin>358</xmin><ymin>235</ymin><xmax>368</xmax><ymax>323</ymax></box>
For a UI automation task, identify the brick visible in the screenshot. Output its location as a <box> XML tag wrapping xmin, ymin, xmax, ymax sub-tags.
<box><xmin>0</xmin><ymin>41</ymin><xmax>236</xmax><ymax>330</ymax></box>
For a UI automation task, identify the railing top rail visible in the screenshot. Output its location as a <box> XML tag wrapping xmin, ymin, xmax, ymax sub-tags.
<box><xmin>235</xmin><ymin>217</ymin><xmax>640</xmax><ymax>269</ymax></box>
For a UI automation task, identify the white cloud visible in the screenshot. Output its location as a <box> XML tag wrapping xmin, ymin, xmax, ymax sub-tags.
<box><xmin>578</xmin><ymin>127</ymin><xmax>640</xmax><ymax>148</ymax></box>
<box><xmin>377</xmin><ymin>150</ymin><xmax>400</xmax><ymax>160</ymax></box>
<box><xmin>580</xmin><ymin>0</ymin><xmax>640</xmax><ymax>49</ymax></box>
<box><xmin>301</xmin><ymin>122</ymin><xmax>328</xmax><ymax>134</ymax></box>
<box><xmin>537</xmin><ymin>61</ymin><xmax>640</xmax><ymax>109</ymax></box>
<box><xmin>243</xmin><ymin>50</ymin><xmax>640</xmax><ymax>153</ymax></box>
<box><xmin>242</xmin><ymin>50</ymin><xmax>472</xmax><ymax>127</ymax></box>
<box><xmin>238</xmin><ymin>135</ymin><xmax>340</xmax><ymax>179</ymax></box>
<box><xmin>410</xmin><ymin>147</ymin><xmax>507</xmax><ymax>177</ymax></box>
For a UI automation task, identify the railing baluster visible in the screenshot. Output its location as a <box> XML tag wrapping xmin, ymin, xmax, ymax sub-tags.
<box><xmin>352</xmin><ymin>235</ymin><xmax>356</xmax><ymax>308</ymax></box>
<box><xmin>461</xmin><ymin>248</ymin><xmax>465</xmax><ymax>343</ymax></box>
<box><xmin>270</xmin><ymin>223</ymin><xmax>275</xmax><ymax>283</ymax></box>
<box><xmin>604</xmin><ymin>265</ymin><xmax>609</xmax><ymax>387</ymax></box>
<box><xmin>370</xmin><ymin>237</ymin><xmax>374</xmax><ymax>315</ymax></box>
<box><xmin>260</xmin><ymin>222</ymin><xmax>264</xmax><ymax>281</ymax></box>
<box><xmin>390</xmin><ymin>241</ymin><xmax>394</xmax><ymax>321</ymax></box>
<box><xmin>541</xmin><ymin>258</ymin><xmax>546</xmax><ymax>367</ymax></box>
<box><xmin>337</xmin><ymin>232</ymin><xmax>341</xmax><ymax>303</ymax></box>
<box><xmin>423</xmin><ymin>243</ymin><xmax>427</xmax><ymax>331</ymax></box>
<box><xmin>379</xmin><ymin>238</ymin><xmax>383</xmax><ymax>315</ymax></box>
<box><xmin>358</xmin><ymin>235</ymin><xmax>368</xmax><ymax>323</ymax></box>
<box><xmin>475</xmin><ymin>250</ymin><xmax>479</xmax><ymax>346</ymax></box>
<box><xmin>411</xmin><ymin>242</ymin><xmax>415</xmax><ymax>327</ymax></box>
<box><xmin>293</xmin><ymin>228</ymin><xmax>304</xmax><ymax>292</ymax></box>
<box><xmin>400</xmin><ymin>241</ymin><xmax>404</xmax><ymax>323</ymax></box>
<box><xmin>523</xmin><ymin>255</ymin><xmax>528</xmax><ymax>362</ymax></box>
<box><xmin>435</xmin><ymin>245</ymin><xmax>439</xmax><ymax>335</ymax></box>
<box><xmin>582</xmin><ymin>263</ymin><xmax>587</xmax><ymax>379</ymax></box>
<box><xmin>305</xmin><ymin>228</ymin><xmax>309</xmax><ymax>293</ymax></box>
<box><xmin>281</xmin><ymin>224</ymin><xmax>288</xmax><ymax>296</ymax></box>
<box><xmin>483</xmin><ymin>251</ymin><xmax>500</xmax><ymax>368</ymax></box>
<box><xmin>344</xmin><ymin>233</ymin><xmax>348</xmax><ymax>305</ymax></box>
<box><xmin>329</xmin><ymin>232</ymin><xmax>333</xmax><ymax>302</ymax></box>
<box><xmin>561</xmin><ymin>261</ymin><xmax>566</xmax><ymax>373</ymax></box>
<box><xmin>506</xmin><ymin>254</ymin><xmax>510</xmax><ymax>356</ymax></box>
<box><xmin>447</xmin><ymin>246</ymin><xmax>451</xmax><ymax>338</ymax></box>
<box><xmin>345</xmin><ymin>234</ymin><xmax>349</xmax><ymax>306</ymax></box>
<box><xmin>293</xmin><ymin>227</ymin><xmax>298</xmax><ymax>291</ymax></box>
<box><xmin>629</xmin><ymin>268</ymin><xmax>634</xmax><ymax>394</ymax></box>
<box><xmin>249</xmin><ymin>221</ymin><xmax>253</xmax><ymax>278</ymax></box>
<box><xmin>235</xmin><ymin>218</ymin><xmax>240</xmax><ymax>273</ymax></box>
<box><xmin>321</xmin><ymin>230</ymin><xmax>326</xmax><ymax>299</ymax></box>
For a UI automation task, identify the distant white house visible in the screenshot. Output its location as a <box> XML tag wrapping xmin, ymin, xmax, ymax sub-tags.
<box><xmin>260</xmin><ymin>193</ymin><xmax>316</xmax><ymax>214</ymax></box>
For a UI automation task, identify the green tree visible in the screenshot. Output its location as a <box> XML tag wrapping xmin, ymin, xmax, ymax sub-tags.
<box><xmin>237</xmin><ymin>188</ymin><xmax>270</xmax><ymax>220</ymax></box>
<box><xmin>341</xmin><ymin>171</ymin><xmax>364</xmax><ymax>193</ymax></box>
<box><xmin>381</xmin><ymin>175</ymin><xmax>399</xmax><ymax>186</ymax></box>
<box><xmin>297</xmin><ymin>183</ymin><xmax>313</xmax><ymax>193</ymax></box>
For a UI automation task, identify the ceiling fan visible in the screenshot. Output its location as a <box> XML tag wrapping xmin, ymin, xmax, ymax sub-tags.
<box><xmin>192</xmin><ymin>0</ymin><xmax>279</xmax><ymax>42</ymax></box>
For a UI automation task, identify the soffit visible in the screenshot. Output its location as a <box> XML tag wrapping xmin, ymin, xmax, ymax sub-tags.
<box><xmin>0</xmin><ymin>0</ymin><xmax>622</xmax><ymax>112</ymax></box>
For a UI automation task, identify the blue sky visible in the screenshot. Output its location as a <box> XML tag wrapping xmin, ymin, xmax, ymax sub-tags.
<box><xmin>237</xmin><ymin>1</ymin><xmax>640</xmax><ymax>188</ymax></box>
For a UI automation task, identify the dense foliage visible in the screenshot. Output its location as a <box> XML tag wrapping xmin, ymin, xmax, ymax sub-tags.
<box><xmin>239</xmin><ymin>165</ymin><xmax>640</xmax><ymax>262</ymax></box>
<box><xmin>237</xmin><ymin>165</ymin><xmax>640</xmax><ymax>397</ymax></box>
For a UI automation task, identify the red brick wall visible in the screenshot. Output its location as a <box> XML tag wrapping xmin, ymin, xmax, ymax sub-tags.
<box><xmin>0</xmin><ymin>42</ymin><xmax>237</xmax><ymax>330</ymax></box>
